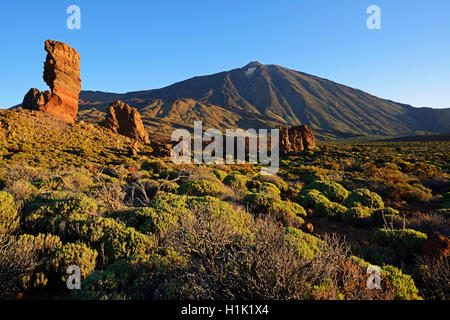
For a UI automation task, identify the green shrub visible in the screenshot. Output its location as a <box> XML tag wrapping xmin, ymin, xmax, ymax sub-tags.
<box><xmin>373</xmin><ymin>207</ymin><xmax>400</xmax><ymax>217</ymax></box>
<box><xmin>284</xmin><ymin>227</ymin><xmax>322</xmax><ymax>261</ymax></box>
<box><xmin>71</xmin><ymin>250</ymin><xmax>189</xmax><ymax>300</ymax></box>
<box><xmin>18</xmin><ymin>233</ymin><xmax>63</xmax><ymax>290</ymax></box>
<box><xmin>288</xmin><ymin>165</ymin><xmax>328</xmax><ymax>183</ymax></box>
<box><xmin>127</xmin><ymin>178</ymin><xmax>159</xmax><ymax>203</ymax></box>
<box><xmin>119</xmin><ymin>193</ymin><xmax>252</xmax><ymax>238</ymax></box>
<box><xmin>352</xmin><ymin>246</ymin><xmax>397</xmax><ymax>266</ymax></box>
<box><xmin>246</xmin><ymin>179</ymin><xmax>262</xmax><ymax>190</ymax></box>
<box><xmin>187</xmin><ymin>196</ymin><xmax>253</xmax><ymax>236</ymax></box>
<box><xmin>349</xmin><ymin>256</ymin><xmax>422</xmax><ymax>300</ymax></box>
<box><xmin>31</xmin><ymin>176</ymin><xmax>63</xmax><ymax>191</ymax></box>
<box><xmin>381</xmin><ymin>264</ymin><xmax>422</xmax><ymax>300</ymax></box>
<box><xmin>243</xmin><ymin>193</ymin><xmax>273</xmax><ymax>214</ymax></box>
<box><xmin>141</xmin><ymin>159</ymin><xmax>168</xmax><ymax>174</ymax></box>
<box><xmin>315</xmin><ymin>201</ymin><xmax>347</xmax><ymax>220</ymax></box>
<box><xmin>223</xmin><ymin>173</ymin><xmax>248</xmax><ymax>190</ymax></box>
<box><xmin>249</xmin><ymin>182</ymin><xmax>281</xmax><ymax>198</ymax></box>
<box><xmin>177</xmin><ymin>179</ymin><xmax>222</xmax><ymax>197</ymax></box>
<box><xmin>286</xmin><ymin>183</ymin><xmax>303</xmax><ymax>199</ymax></box>
<box><xmin>243</xmin><ymin>193</ymin><xmax>306</xmax><ymax>228</ymax></box>
<box><xmin>297</xmin><ymin>189</ymin><xmax>328</xmax><ymax>209</ymax></box>
<box><xmin>341</xmin><ymin>207</ymin><xmax>373</xmax><ymax>226</ymax></box>
<box><xmin>297</xmin><ymin>190</ymin><xmax>346</xmax><ymax>219</ymax></box>
<box><xmin>77</xmin><ymin>217</ymin><xmax>155</xmax><ymax>263</ymax></box>
<box><xmin>158</xmin><ymin>180</ymin><xmax>179</xmax><ymax>193</ymax></box>
<box><xmin>344</xmin><ymin>189</ymin><xmax>384</xmax><ymax>209</ymax></box>
<box><xmin>23</xmin><ymin>191</ymin><xmax>98</xmax><ymax>235</ymax></box>
<box><xmin>301</xmin><ymin>181</ymin><xmax>349</xmax><ymax>203</ymax></box>
<box><xmin>0</xmin><ymin>191</ymin><xmax>19</xmax><ymax>233</ymax></box>
<box><xmin>127</xmin><ymin>193</ymin><xmax>193</xmax><ymax>236</ymax></box>
<box><xmin>50</xmin><ymin>242</ymin><xmax>98</xmax><ymax>281</ymax></box>
<box><xmin>253</xmin><ymin>174</ymin><xmax>288</xmax><ymax>193</ymax></box>
<box><xmin>61</xmin><ymin>171</ymin><xmax>94</xmax><ymax>193</ymax></box>
<box><xmin>17</xmin><ymin>233</ymin><xmax>63</xmax><ymax>255</ymax></box>
<box><xmin>372</xmin><ymin>229</ymin><xmax>427</xmax><ymax>260</ymax></box>
<box><xmin>212</xmin><ymin>169</ymin><xmax>228</xmax><ymax>181</ymax></box>
<box><xmin>372</xmin><ymin>207</ymin><xmax>401</xmax><ymax>225</ymax></box>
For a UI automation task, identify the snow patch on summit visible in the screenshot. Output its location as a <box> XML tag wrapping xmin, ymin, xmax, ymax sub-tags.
<box><xmin>244</xmin><ymin>67</ymin><xmax>257</xmax><ymax>77</ymax></box>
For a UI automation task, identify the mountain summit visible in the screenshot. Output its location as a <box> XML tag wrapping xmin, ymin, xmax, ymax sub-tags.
<box><xmin>78</xmin><ymin>62</ymin><xmax>450</xmax><ymax>139</ymax></box>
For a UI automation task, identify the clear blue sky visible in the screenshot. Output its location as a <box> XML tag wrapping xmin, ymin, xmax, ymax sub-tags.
<box><xmin>1</xmin><ymin>0</ymin><xmax>449</xmax><ymax>109</ymax></box>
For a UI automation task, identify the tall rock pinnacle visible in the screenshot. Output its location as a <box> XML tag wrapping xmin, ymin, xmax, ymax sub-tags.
<box><xmin>22</xmin><ymin>40</ymin><xmax>81</xmax><ymax>123</ymax></box>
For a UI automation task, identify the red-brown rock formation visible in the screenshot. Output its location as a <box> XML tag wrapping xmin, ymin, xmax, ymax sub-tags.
<box><xmin>298</xmin><ymin>124</ymin><xmax>316</xmax><ymax>150</ymax></box>
<box><xmin>21</xmin><ymin>40</ymin><xmax>81</xmax><ymax>123</ymax></box>
<box><xmin>280</xmin><ymin>125</ymin><xmax>316</xmax><ymax>155</ymax></box>
<box><xmin>104</xmin><ymin>101</ymin><xmax>150</xmax><ymax>144</ymax></box>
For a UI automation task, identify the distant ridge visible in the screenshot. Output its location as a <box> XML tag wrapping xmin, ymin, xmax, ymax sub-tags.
<box><xmin>75</xmin><ymin>62</ymin><xmax>449</xmax><ymax>139</ymax></box>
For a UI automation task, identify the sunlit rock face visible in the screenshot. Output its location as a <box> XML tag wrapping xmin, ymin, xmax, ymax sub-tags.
<box><xmin>22</xmin><ymin>40</ymin><xmax>81</xmax><ymax>123</ymax></box>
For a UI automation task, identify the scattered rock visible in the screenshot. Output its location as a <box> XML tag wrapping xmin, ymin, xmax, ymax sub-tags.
<box><xmin>298</xmin><ymin>124</ymin><xmax>316</xmax><ymax>149</ymax></box>
<box><xmin>22</xmin><ymin>40</ymin><xmax>81</xmax><ymax>123</ymax></box>
<box><xmin>280</xmin><ymin>125</ymin><xmax>316</xmax><ymax>154</ymax></box>
<box><xmin>301</xmin><ymin>223</ymin><xmax>314</xmax><ymax>233</ymax></box>
<box><xmin>103</xmin><ymin>100</ymin><xmax>150</xmax><ymax>144</ymax></box>
<box><xmin>420</xmin><ymin>231</ymin><xmax>450</xmax><ymax>262</ymax></box>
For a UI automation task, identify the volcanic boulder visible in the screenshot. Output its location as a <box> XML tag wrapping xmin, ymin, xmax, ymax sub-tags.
<box><xmin>298</xmin><ymin>125</ymin><xmax>316</xmax><ymax>150</ymax></box>
<box><xmin>21</xmin><ymin>40</ymin><xmax>81</xmax><ymax>123</ymax></box>
<box><xmin>280</xmin><ymin>125</ymin><xmax>316</xmax><ymax>155</ymax></box>
<box><xmin>104</xmin><ymin>101</ymin><xmax>150</xmax><ymax>144</ymax></box>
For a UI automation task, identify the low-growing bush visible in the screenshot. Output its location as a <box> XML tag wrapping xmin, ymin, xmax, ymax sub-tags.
<box><xmin>341</xmin><ymin>207</ymin><xmax>373</xmax><ymax>226</ymax></box>
<box><xmin>350</xmin><ymin>256</ymin><xmax>421</xmax><ymax>300</ymax></box>
<box><xmin>286</xmin><ymin>165</ymin><xmax>328</xmax><ymax>183</ymax></box>
<box><xmin>76</xmin><ymin>217</ymin><xmax>155</xmax><ymax>264</ymax></box>
<box><xmin>23</xmin><ymin>191</ymin><xmax>98</xmax><ymax>235</ymax></box>
<box><xmin>177</xmin><ymin>179</ymin><xmax>222</xmax><ymax>197</ymax></box>
<box><xmin>243</xmin><ymin>193</ymin><xmax>306</xmax><ymax>228</ymax></box>
<box><xmin>284</xmin><ymin>227</ymin><xmax>322</xmax><ymax>261</ymax></box>
<box><xmin>301</xmin><ymin>181</ymin><xmax>349</xmax><ymax>203</ymax></box>
<box><xmin>344</xmin><ymin>189</ymin><xmax>384</xmax><ymax>209</ymax></box>
<box><xmin>17</xmin><ymin>233</ymin><xmax>63</xmax><ymax>254</ymax></box>
<box><xmin>315</xmin><ymin>201</ymin><xmax>347</xmax><ymax>220</ymax></box>
<box><xmin>297</xmin><ymin>189</ymin><xmax>328</xmax><ymax>209</ymax></box>
<box><xmin>223</xmin><ymin>173</ymin><xmax>248</xmax><ymax>190</ymax></box>
<box><xmin>141</xmin><ymin>159</ymin><xmax>168</xmax><ymax>174</ymax></box>
<box><xmin>353</xmin><ymin>246</ymin><xmax>397</xmax><ymax>266</ymax></box>
<box><xmin>61</xmin><ymin>171</ymin><xmax>94</xmax><ymax>193</ymax></box>
<box><xmin>253</xmin><ymin>174</ymin><xmax>288</xmax><ymax>193</ymax></box>
<box><xmin>50</xmin><ymin>242</ymin><xmax>98</xmax><ymax>281</ymax></box>
<box><xmin>158</xmin><ymin>179</ymin><xmax>179</xmax><ymax>193</ymax></box>
<box><xmin>0</xmin><ymin>191</ymin><xmax>20</xmax><ymax>233</ymax></box>
<box><xmin>212</xmin><ymin>169</ymin><xmax>228</xmax><ymax>182</ymax></box>
<box><xmin>249</xmin><ymin>182</ymin><xmax>281</xmax><ymax>198</ymax></box>
<box><xmin>71</xmin><ymin>250</ymin><xmax>189</xmax><ymax>300</ymax></box>
<box><xmin>126</xmin><ymin>179</ymin><xmax>159</xmax><ymax>206</ymax></box>
<box><xmin>372</xmin><ymin>228</ymin><xmax>427</xmax><ymax>261</ymax></box>
<box><xmin>31</xmin><ymin>176</ymin><xmax>63</xmax><ymax>191</ymax></box>
<box><xmin>17</xmin><ymin>233</ymin><xmax>63</xmax><ymax>290</ymax></box>
<box><xmin>0</xmin><ymin>233</ymin><xmax>39</xmax><ymax>298</ymax></box>
<box><xmin>5</xmin><ymin>180</ymin><xmax>37</xmax><ymax>209</ymax></box>
<box><xmin>381</xmin><ymin>264</ymin><xmax>422</xmax><ymax>300</ymax></box>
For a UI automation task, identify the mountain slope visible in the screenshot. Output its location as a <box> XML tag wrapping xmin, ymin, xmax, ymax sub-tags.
<box><xmin>79</xmin><ymin>62</ymin><xmax>450</xmax><ymax>139</ymax></box>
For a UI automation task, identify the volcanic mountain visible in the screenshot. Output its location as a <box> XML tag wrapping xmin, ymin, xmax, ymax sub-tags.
<box><xmin>78</xmin><ymin>61</ymin><xmax>450</xmax><ymax>140</ymax></box>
